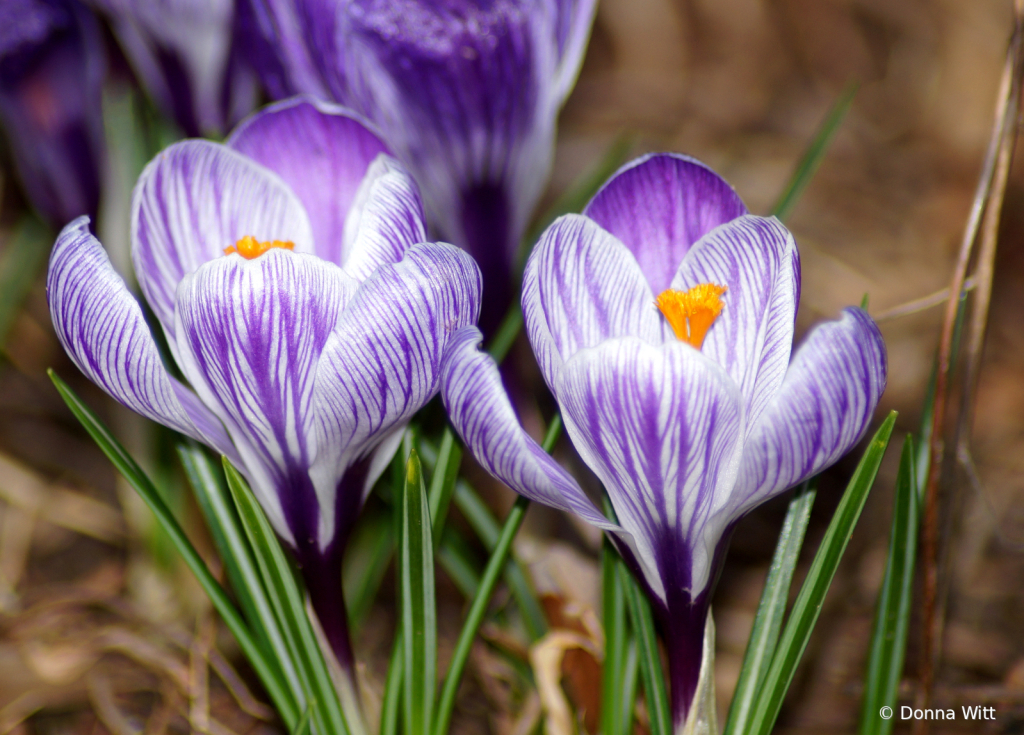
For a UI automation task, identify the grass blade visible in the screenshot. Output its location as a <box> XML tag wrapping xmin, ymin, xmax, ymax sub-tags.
<box><xmin>401</xmin><ymin>450</ymin><xmax>436</xmax><ymax>735</ymax></box>
<box><xmin>48</xmin><ymin>371</ymin><xmax>298</xmax><ymax>727</ymax></box>
<box><xmin>624</xmin><ymin>566</ymin><xmax>671</xmax><ymax>735</ymax></box>
<box><xmin>437</xmin><ymin>528</ymin><xmax>483</xmax><ymax>597</ymax></box>
<box><xmin>0</xmin><ymin>216</ymin><xmax>50</xmax><ymax>349</ymax></box>
<box><xmin>746</xmin><ymin>411</ymin><xmax>897</xmax><ymax>735</ymax></box>
<box><xmin>380</xmin><ymin>629</ymin><xmax>403</xmax><ymax>735</ymax></box>
<box><xmin>772</xmin><ymin>82</ymin><xmax>858</xmax><ymax>221</ymax></box>
<box><xmin>619</xmin><ymin>638</ymin><xmax>640</xmax><ymax>735</ymax></box>
<box><xmin>601</xmin><ymin>541</ymin><xmax>629</xmax><ymax>735</ymax></box>
<box><xmin>177</xmin><ymin>442</ymin><xmax>304</xmax><ymax>706</ymax></box>
<box><xmin>428</xmin><ymin>428</ymin><xmax>462</xmax><ymax>542</ymax></box>
<box><xmin>724</xmin><ymin>480</ymin><xmax>817</xmax><ymax>735</ymax></box>
<box><xmin>859</xmin><ymin>436</ymin><xmax>919</xmax><ymax>735</ymax></box>
<box><xmin>432</xmin><ymin>495</ymin><xmax>531</xmax><ymax>735</ymax></box>
<box><xmin>292</xmin><ymin>701</ymin><xmax>315</xmax><ymax>735</ymax></box>
<box><xmin>224</xmin><ymin>459</ymin><xmax>352</xmax><ymax>735</ymax></box>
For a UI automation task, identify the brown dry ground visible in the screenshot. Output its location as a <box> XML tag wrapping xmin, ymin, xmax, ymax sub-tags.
<box><xmin>2</xmin><ymin>1</ymin><xmax>1024</xmax><ymax>733</ymax></box>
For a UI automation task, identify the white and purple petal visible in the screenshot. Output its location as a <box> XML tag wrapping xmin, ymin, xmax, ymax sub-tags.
<box><xmin>547</xmin><ymin>0</ymin><xmax>598</xmax><ymax>101</ymax></box>
<box><xmin>131</xmin><ymin>139</ymin><xmax>315</xmax><ymax>344</ymax></box>
<box><xmin>672</xmin><ymin>215</ymin><xmax>799</xmax><ymax>431</ymax></box>
<box><xmin>339</xmin><ymin>155</ymin><xmax>428</xmax><ymax>282</ymax></box>
<box><xmin>556</xmin><ymin>337</ymin><xmax>745</xmax><ymax>602</ymax></box>
<box><xmin>439</xmin><ymin>326</ymin><xmax>657</xmax><ymax>587</ymax></box>
<box><xmin>47</xmin><ymin>217</ymin><xmax>237</xmax><ymax>459</ymax></box>
<box><xmin>227</xmin><ymin>97</ymin><xmax>393</xmax><ymax>266</ymax></box>
<box><xmin>173</xmin><ymin>249</ymin><xmax>354</xmax><ymax>546</ymax></box>
<box><xmin>523</xmin><ymin>213</ymin><xmax>665</xmax><ymax>389</ymax></box>
<box><xmin>310</xmin><ymin>242</ymin><xmax>481</xmax><ymax>546</ymax></box>
<box><xmin>735</xmin><ymin>308</ymin><xmax>887</xmax><ymax>516</ymax></box>
<box><xmin>584</xmin><ymin>153</ymin><xmax>748</xmax><ymax>294</ymax></box>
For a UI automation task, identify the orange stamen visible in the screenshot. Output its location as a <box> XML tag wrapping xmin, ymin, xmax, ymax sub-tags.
<box><xmin>656</xmin><ymin>283</ymin><xmax>728</xmax><ymax>349</ymax></box>
<box><xmin>223</xmin><ymin>235</ymin><xmax>295</xmax><ymax>259</ymax></box>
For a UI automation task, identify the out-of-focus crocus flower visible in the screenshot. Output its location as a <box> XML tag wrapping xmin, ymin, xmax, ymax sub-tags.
<box><xmin>0</xmin><ymin>0</ymin><xmax>105</xmax><ymax>227</ymax></box>
<box><xmin>48</xmin><ymin>98</ymin><xmax>481</xmax><ymax>680</ymax></box>
<box><xmin>89</xmin><ymin>0</ymin><xmax>257</xmax><ymax>136</ymax></box>
<box><xmin>240</xmin><ymin>0</ymin><xmax>598</xmax><ymax>332</ymax></box>
<box><xmin>441</xmin><ymin>153</ymin><xmax>887</xmax><ymax>731</ymax></box>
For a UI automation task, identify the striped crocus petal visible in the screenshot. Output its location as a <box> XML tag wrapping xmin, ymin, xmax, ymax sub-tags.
<box><xmin>735</xmin><ymin>307</ymin><xmax>887</xmax><ymax>517</ymax></box>
<box><xmin>671</xmin><ymin>215</ymin><xmax>799</xmax><ymax>433</ymax></box>
<box><xmin>237</xmin><ymin>0</ymin><xmax>332</xmax><ymax>100</ymax></box>
<box><xmin>131</xmin><ymin>139</ymin><xmax>315</xmax><ymax>347</ymax></box>
<box><xmin>173</xmin><ymin>249</ymin><xmax>355</xmax><ymax>547</ymax></box>
<box><xmin>523</xmin><ymin>213</ymin><xmax>666</xmax><ymax>390</ymax></box>
<box><xmin>310</xmin><ymin>243</ymin><xmax>481</xmax><ymax>547</ymax></box>
<box><xmin>584</xmin><ymin>154</ymin><xmax>748</xmax><ymax>294</ymax></box>
<box><xmin>439</xmin><ymin>325</ymin><xmax>657</xmax><ymax>596</ymax></box>
<box><xmin>339</xmin><ymin>155</ymin><xmax>428</xmax><ymax>282</ymax></box>
<box><xmin>47</xmin><ymin>217</ymin><xmax>237</xmax><ymax>461</ymax></box>
<box><xmin>227</xmin><ymin>97</ymin><xmax>393</xmax><ymax>267</ymax></box>
<box><xmin>555</xmin><ymin>336</ymin><xmax>744</xmax><ymax>606</ymax></box>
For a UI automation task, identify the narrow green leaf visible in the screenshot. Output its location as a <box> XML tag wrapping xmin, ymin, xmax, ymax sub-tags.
<box><xmin>428</xmin><ymin>428</ymin><xmax>462</xmax><ymax>542</ymax></box>
<box><xmin>724</xmin><ymin>480</ymin><xmax>817</xmax><ymax>735</ymax></box>
<box><xmin>861</xmin><ymin>293</ymin><xmax>870</xmax><ymax>311</ymax></box>
<box><xmin>401</xmin><ymin>450</ymin><xmax>436</xmax><ymax>735</ymax></box>
<box><xmin>177</xmin><ymin>443</ymin><xmax>303</xmax><ymax>702</ymax></box>
<box><xmin>433</xmin><ymin>495</ymin><xmax>531</xmax><ymax>735</ymax></box>
<box><xmin>48</xmin><ymin>371</ymin><xmax>298</xmax><ymax>727</ymax></box>
<box><xmin>624</xmin><ymin>566</ymin><xmax>671</xmax><ymax>735</ymax></box>
<box><xmin>747</xmin><ymin>411</ymin><xmax>897</xmax><ymax>735</ymax></box>
<box><xmin>772</xmin><ymin>82</ymin><xmax>858</xmax><ymax>222</ymax></box>
<box><xmin>451</xmin><ymin>481</ymin><xmax>547</xmax><ymax>641</ymax></box>
<box><xmin>859</xmin><ymin>436</ymin><xmax>918</xmax><ymax>735</ymax></box>
<box><xmin>292</xmin><ymin>700</ymin><xmax>315</xmax><ymax>735</ymax></box>
<box><xmin>224</xmin><ymin>460</ymin><xmax>352</xmax><ymax>735</ymax></box>
<box><xmin>618</xmin><ymin>638</ymin><xmax>640</xmax><ymax>735</ymax></box>
<box><xmin>601</xmin><ymin>540</ymin><xmax>629</xmax><ymax>735</ymax></box>
<box><xmin>486</xmin><ymin>306</ymin><xmax>524</xmax><ymax>365</ymax></box>
<box><xmin>380</xmin><ymin>629</ymin><xmax>403</xmax><ymax>735</ymax></box>
<box><xmin>437</xmin><ymin>528</ymin><xmax>483</xmax><ymax>598</ymax></box>
<box><xmin>0</xmin><ymin>215</ymin><xmax>50</xmax><ymax>349</ymax></box>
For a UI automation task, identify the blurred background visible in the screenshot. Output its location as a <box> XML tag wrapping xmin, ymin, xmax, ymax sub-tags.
<box><xmin>1</xmin><ymin>0</ymin><xmax>1022</xmax><ymax>733</ymax></box>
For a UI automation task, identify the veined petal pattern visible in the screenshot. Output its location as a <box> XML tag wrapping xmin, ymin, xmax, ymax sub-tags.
<box><xmin>47</xmin><ymin>217</ymin><xmax>234</xmax><ymax>456</ymax></box>
<box><xmin>672</xmin><ymin>215</ymin><xmax>799</xmax><ymax>432</ymax></box>
<box><xmin>132</xmin><ymin>139</ymin><xmax>315</xmax><ymax>343</ymax></box>
<box><xmin>173</xmin><ymin>249</ymin><xmax>354</xmax><ymax>544</ymax></box>
<box><xmin>523</xmin><ymin>213</ymin><xmax>665</xmax><ymax>390</ymax></box>
<box><xmin>556</xmin><ymin>337</ymin><xmax>744</xmax><ymax>599</ymax></box>
<box><xmin>228</xmin><ymin>97</ymin><xmax>391</xmax><ymax>266</ymax></box>
<box><xmin>311</xmin><ymin>243</ymin><xmax>480</xmax><ymax>544</ymax></box>
<box><xmin>584</xmin><ymin>153</ymin><xmax>748</xmax><ymax>294</ymax></box>
<box><xmin>735</xmin><ymin>308</ymin><xmax>887</xmax><ymax>516</ymax></box>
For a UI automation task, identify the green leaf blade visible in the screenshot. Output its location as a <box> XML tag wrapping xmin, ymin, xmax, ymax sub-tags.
<box><xmin>48</xmin><ymin>371</ymin><xmax>298</xmax><ymax>727</ymax></box>
<box><xmin>859</xmin><ymin>436</ymin><xmax>919</xmax><ymax>735</ymax></box>
<box><xmin>747</xmin><ymin>410</ymin><xmax>898</xmax><ymax>735</ymax></box>
<box><xmin>401</xmin><ymin>450</ymin><xmax>436</xmax><ymax>735</ymax></box>
<box><xmin>724</xmin><ymin>481</ymin><xmax>817</xmax><ymax>735</ymax></box>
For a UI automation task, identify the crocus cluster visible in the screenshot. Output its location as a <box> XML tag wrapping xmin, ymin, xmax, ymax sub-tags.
<box><xmin>0</xmin><ymin>0</ymin><xmax>106</xmax><ymax>227</ymax></box>
<box><xmin>241</xmin><ymin>0</ymin><xmax>598</xmax><ymax>331</ymax></box>
<box><xmin>441</xmin><ymin>153</ymin><xmax>887</xmax><ymax>729</ymax></box>
<box><xmin>42</xmin><ymin>3</ymin><xmax>888</xmax><ymax>730</ymax></box>
<box><xmin>47</xmin><ymin>98</ymin><xmax>481</xmax><ymax>671</ymax></box>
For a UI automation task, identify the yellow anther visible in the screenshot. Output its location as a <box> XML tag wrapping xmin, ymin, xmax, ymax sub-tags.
<box><xmin>223</xmin><ymin>235</ymin><xmax>295</xmax><ymax>259</ymax></box>
<box><xmin>656</xmin><ymin>283</ymin><xmax>728</xmax><ymax>349</ymax></box>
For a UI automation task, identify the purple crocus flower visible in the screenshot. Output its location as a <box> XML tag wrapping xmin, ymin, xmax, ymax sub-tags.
<box><xmin>47</xmin><ymin>98</ymin><xmax>481</xmax><ymax>678</ymax></box>
<box><xmin>441</xmin><ymin>153</ymin><xmax>887</xmax><ymax>730</ymax></box>
<box><xmin>0</xmin><ymin>0</ymin><xmax>105</xmax><ymax>228</ymax></box>
<box><xmin>89</xmin><ymin>0</ymin><xmax>257</xmax><ymax>136</ymax></box>
<box><xmin>240</xmin><ymin>0</ymin><xmax>597</xmax><ymax>332</ymax></box>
